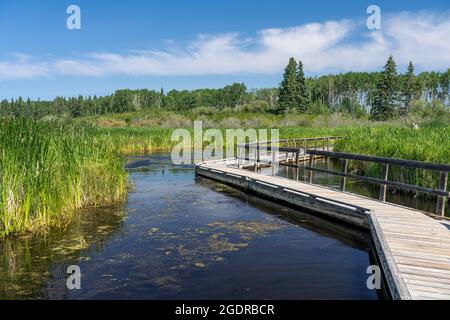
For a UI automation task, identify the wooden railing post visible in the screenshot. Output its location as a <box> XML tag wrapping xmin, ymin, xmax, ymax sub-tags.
<box><xmin>308</xmin><ymin>152</ymin><xmax>314</xmax><ymax>184</ymax></box>
<box><xmin>237</xmin><ymin>146</ymin><xmax>242</xmax><ymax>169</ymax></box>
<box><xmin>295</xmin><ymin>150</ymin><xmax>300</xmax><ymax>181</ymax></box>
<box><xmin>285</xmin><ymin>140</ymin><xmax>289</xmax><ymax>162</ymax></box>
<box><xmin>271</xmin><ymin>143</ymin><xmax>276</xmax><ymax>176</ymax></box>
<box><xmin>379</xmin><ymin>164</ymin><xmax>389</xmax><ymax>202</ymax></box>
<box><xmin>437</xmin><ymin>171</ymin><xmax>448</xmax><ymax>216</ymax></box>
<box><xmin>254</xmin><ymin>146</ymin><xmax>259</xmax><ymax>173</ymax></box>
<box><xmin>339</xmin><ymin>159</ymin><xmax>348</xmax><ymax>191</ymax></box>
<box><xmin>303</xmin><ymin>139</ymin><xmax>307</xmax><ymax>163</ymax></box>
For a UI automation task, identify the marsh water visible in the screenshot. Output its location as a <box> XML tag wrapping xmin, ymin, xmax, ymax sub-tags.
<box><xmin>0</xmin><ymin>154</ymin><xmax>383</xmax><ymax>300</ymax></box>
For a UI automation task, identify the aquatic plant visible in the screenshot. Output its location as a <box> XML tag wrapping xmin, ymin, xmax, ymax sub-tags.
<box><xmin>0</xmin><ymin>119</ymin><xmax>127</xmax><ymax>237</ymax></box>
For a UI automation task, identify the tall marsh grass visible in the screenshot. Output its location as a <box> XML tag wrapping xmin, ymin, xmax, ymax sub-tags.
<box><xmin>1</xmin><ymin>115</ymin><xmax>448</xmax><ymax>237</ymax></box>
<box><xmin>0</xmin><ymin>119</ymin><xmax>127</xmax><ymax>237</ymax></box>
<box><xmin>333</xmin><ymin>121</ymin><xmax>450</xmax><ymax>191</ymax></box>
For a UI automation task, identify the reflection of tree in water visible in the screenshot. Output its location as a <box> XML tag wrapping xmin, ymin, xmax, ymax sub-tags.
<box><xmin>0</xmin><ymin>204</ymin><xmax>126</xmax><ymax>299</ymax></box>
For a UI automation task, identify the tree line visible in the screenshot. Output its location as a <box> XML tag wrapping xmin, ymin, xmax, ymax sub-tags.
<box><xmin>0</xmin><ymin>83</ymin><xmax>252</xmax><ymax>119</ymax></box>
<box><xmin>2</xmin><ymin>56</ymin><xmax>449</xmax><ymax>120</ymax></box>
<box><xmin>278</xmin><ymin>55</ymin><xmax>450</xmax><ymax>120</ymax></box>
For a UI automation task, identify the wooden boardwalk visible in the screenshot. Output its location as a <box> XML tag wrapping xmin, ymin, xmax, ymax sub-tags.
<box><xmin>196</xmin><ymin>159</ymin><xmax>450</xmax><ymax>300</ymax></box>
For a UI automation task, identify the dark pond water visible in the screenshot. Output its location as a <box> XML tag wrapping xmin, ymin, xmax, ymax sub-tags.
<box><xmin>0</xmin><ymin>154</ymin><xmax>382</xmax><ymax>300</ymax></box>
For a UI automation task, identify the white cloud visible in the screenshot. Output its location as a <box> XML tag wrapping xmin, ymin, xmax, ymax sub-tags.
<box><xmin>383</xmin><ymin>11</ymin><xmax>450</xmax><ymax>68</ymax></box>
<box><xmin>0</xmin><ymin>54</ymin><xmax>49</xmax><ymax>80</ymax></box>
<box><xmin>1</xmin><ymin>11</ymin><xmax>449</xmax><ymax>80</ymax></box>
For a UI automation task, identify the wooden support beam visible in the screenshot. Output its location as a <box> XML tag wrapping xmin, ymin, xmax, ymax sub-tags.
<box><xmin>271</xmin><ymin>149</ymin><xmax>276</xmax><ymax>176</ymax></box>
<box><xmin>237</xmin><ymin>147</ymin><xmax>241</xmax><ymax>169</ymax></box>
<box><xmin>437</xmin><ymin>171</ymin><xmax>448</xmax><ymax>216</ymax></box>
<box><xmin>254</xmin><ymin>147</ymin><xmax>258</xmax><ymax>173</ymax></box>
<box><xmin>295</xmin><ymin>151</ymin><xmax>300</xmax><ymax>181</ymax></box>
<box><xmin>308</xmin><ymin>154</ymin><xmax>314</xmax><ymax>184</ymax></box>
<box><xmin>339</xmin><ymin>159</ymin><xmax>348</xmax><ymax>192</ymax></box>
<box><xmin>303</xmin><ymin>139</ymin><xmax>307</xmax><ymax>163</ymax></box>
<box><xmin>379</xmin><ymin>164</ymin><xmax>389</xmax><ymax>202</ymax></box>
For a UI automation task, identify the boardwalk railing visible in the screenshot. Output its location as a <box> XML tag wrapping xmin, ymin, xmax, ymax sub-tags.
<box><xmin>236</xmin><ymin>139</ymin><xmax>449</xmax><ymax>216</ymax></box>
<box><xmin>237</xmin><ymin>136</ymin><xmax>342</xmax><ymax>174</ymax></box>
<box><xmin>306</xmin><ymin>150</ymin><xmax>450</xmax><ymax>216</ymax></box>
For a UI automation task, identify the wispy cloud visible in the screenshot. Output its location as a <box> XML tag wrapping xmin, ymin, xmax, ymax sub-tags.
<box><xmin>1</xmin><ymin>11</ymin><xmax>449</xmax><ymax>81</ymax></box>
<box><xmin>0</xmin><ymin>54</ymin><xmax>49</xmax><ymax>80</ymax></box>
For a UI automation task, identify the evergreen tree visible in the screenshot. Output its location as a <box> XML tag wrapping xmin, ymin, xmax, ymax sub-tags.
<box><xmin>296</xmin><ymin>61</ymin><xmax>309</xmax><ymax>112</ymax></box>
<box><xmin>400</xmin><ymin>61</ymin><xmax>419</xmax><ymax>116</ymax></box>
<box><xmin>277</xmin><ymin>57</ymin><xmax>299</xmax><ymax>114</ymax></box>
<box><xmin>15</xmin><ymin>97</ymin><xmax>24</xmax><ymax>118</ymax></box>
<box><xmin>371</xmin><ymin>55</ymin><xmax>399</xmax><ymax>120</ymax></box>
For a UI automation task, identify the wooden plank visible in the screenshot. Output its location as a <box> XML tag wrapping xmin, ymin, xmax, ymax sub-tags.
<box><xmin>404</xmin><ymin>278</ymin><xmax>450</xmax><ymax>290</ymax></box>
<box><xmin>402</xmin><ymin>273</ymin><xmax>450</xmax><ymax>285</ymax></box>
<box><xmin>390</xmin><ymin>250</ymin><xmax>450</xmax><ymax>264</ymax></box>
<box><xmin>394</xmin><ymin>256</ymin><xmax>450</xmax><ymax>271</ymax></box>
<box><xmin>389</xmin><ymin>243</ymin><xmax>450</xmax><ymax>256</ymax></box>
<box><xmin>382</xmin><ymin>232</ymin><xmax>450</xmax><ymax>245</ymax></box>
<box><xmin>399</xmin><ymin>265</ymin><xmax>450</xmax><ymax>280</ymax></box>
<box><xmin>408</xmin><ymin>285</ymin><xmax>450</xmax><ymax>299</ymax></box>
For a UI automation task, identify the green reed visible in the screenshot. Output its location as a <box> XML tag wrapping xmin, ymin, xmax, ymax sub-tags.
<box><xmin>0</xmin><ymin>119</ymin><xmax>127</xmax><ymax>237</ymax></box>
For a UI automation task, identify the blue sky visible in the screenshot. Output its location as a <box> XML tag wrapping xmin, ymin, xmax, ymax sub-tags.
<box><xmin>1</xmin><ymin>0</ymin><xmax>450</xmax><ymax>100</ymax></box>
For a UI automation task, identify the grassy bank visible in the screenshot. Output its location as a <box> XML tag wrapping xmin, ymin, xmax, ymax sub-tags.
<box><xmin>0</xmin><ymin>119</ymin><xmax>127</xmax><ymax>237</ymax></box>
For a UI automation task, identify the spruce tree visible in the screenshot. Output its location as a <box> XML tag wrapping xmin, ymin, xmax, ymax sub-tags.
<box><xmin>400</xmin><ymin>61</ymin><xmax>419</xmax><ymax>116</ymax></box>
<box><xmin>277</xmin><ymin>57</ymin><xmax>299</xmax><ymax>114</ymax></box>
<box><xmin>296</xmin><ymin>61</ymin><xmax>309</xmax><ymax>112</ymax></box>
<box><xmin>371</xmin><ymin>55</ymin><xmax>399</xmax><ymax>121</ymax></box>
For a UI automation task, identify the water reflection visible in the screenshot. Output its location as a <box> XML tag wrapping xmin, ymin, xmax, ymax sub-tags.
<box><xmin>0</xmin><ymin>154</ymin><xmax>381</xmax><ymax>300</ymax></box>
<box><xmin>0</xmin><ymin>205</ymin><xmax>125</xmax><ymax>299</ymax></box>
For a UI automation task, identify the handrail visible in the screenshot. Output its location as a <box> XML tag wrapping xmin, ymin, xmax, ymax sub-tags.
<box><xmin>235</xmin><ymin>139</ymin><xmax>448</xmax><ymax>216</ymax></box>
<box><xmin>307</xmin><ymin>150</ymin><xmax>450</xmax><ymax>172</ymax></box>
<box><xmin>305</xmin><ymin>150</ymin><xmax>449</xmax><ymax>216</ymax></box>
<box><xmin>236</xmin><ymin>136</ymin><xmax>342</xmax><ymax>179</ymax></box>
<box><xmin>238</xmin><ymin>136</ymin><xmax>342</xmax><ymax>148</ymax></box>
<box><xmin>304</xmin><ymin>165</ymin><xmax>450</xmax><ymax>197</ymax></box>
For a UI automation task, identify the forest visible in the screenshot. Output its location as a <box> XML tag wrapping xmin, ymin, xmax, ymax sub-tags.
<box><xmin>2</xmin><ymin>56</ymin><xmax>449</xmax><ymax>121</ymax></box>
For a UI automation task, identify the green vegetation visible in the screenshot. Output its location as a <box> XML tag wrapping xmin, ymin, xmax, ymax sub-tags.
<box><xmin>334</xmin><ymin>120</ymin><xmax>450</xmax><ymax>191</ymax></box>
<box><xmin>0</xmin><ymin>119</ymin><xmax>127</xmax><ymax>237</ymax></box>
